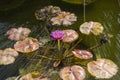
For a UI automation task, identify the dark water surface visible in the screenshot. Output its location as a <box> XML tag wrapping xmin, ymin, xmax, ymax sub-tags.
<box><xmin>0</xmin><ymin>0</ymin><xmax>120</xmax><ymax>80</ymax></box>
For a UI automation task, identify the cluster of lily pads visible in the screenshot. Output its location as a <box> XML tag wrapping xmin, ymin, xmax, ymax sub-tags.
<box><xmin>3</xmin><ymin>5</ymin><xmax>118</xmax><ymax>80</ymax></box>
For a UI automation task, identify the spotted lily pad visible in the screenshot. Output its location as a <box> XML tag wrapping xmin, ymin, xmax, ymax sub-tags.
<box><xmin>72</xmin><ymin>49</ymin><xmax>93</xmax><ymax>59</ymax></box>
<box><xmin>62</xmin><ymin>29</ymin><xmax>79</xmax><ymax>42</ymax></box>
<box><xmin>6</xmin><ymin>27</ymin><xmax>31</xmax><ymax>41</ymax></box>
<box><xmin>60</xmin><ymin>65</ymin><xmax>86</xmax><ymax>80</ymax></box>
<box><xmin>14</xmin><ymin>38</ymin><xmax>39</xmax><ymax>53</ymax></box>
<box><xmin>87</xmin><ymin>59</ymin><xmax>118</xmax><ymax>79</ymax></box>
<box><xmin>0</xmin><ymin>48</ymin><xmax>19</xmax><ymax>65</ymax></box>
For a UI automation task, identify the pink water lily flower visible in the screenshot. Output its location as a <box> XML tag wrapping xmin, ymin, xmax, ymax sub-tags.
<box><xmin>50</xmin><ymin>30</ymin><xmax>64</xmax><ymax>40</ymax></box>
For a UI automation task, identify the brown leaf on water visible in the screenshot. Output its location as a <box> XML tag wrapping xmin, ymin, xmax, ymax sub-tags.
<box><xmin>72</xmin><ymin>49</ymin><xmax>93</xmax><ymax>59</ymax></box>
<box><xmin>14</xmin><ymin>37</ymin><xmax>39</xmax><ymax>53</ymax></box>
<box><xmin>60</xmin><ymin>65</ymin><xmax>86</xmax><ymax>80</ymax></box>
<box><xmin>87</xmin><ymin>59</ymin><xmax>118</xmax><ymax>79</ymax></box>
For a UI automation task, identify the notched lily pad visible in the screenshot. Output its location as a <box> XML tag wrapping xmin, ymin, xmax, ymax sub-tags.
<box><xmin>6</xmin><ymin>27</ymin><xmax>31</xmax><ymax>41</ymax></box>
<box><xmin>14</xmin><ymin>37</ymin><xmax>39</xmax><ymax>53</ymax></box>
<box><xmin>80</xmin><ymin>21</ymin><xmax>104</xmax><ymax>35</ymax></box>
<box><xmin>87</xmin><ymin>59</ymin><xmax>118</xmax><ymax>79</ymax></box>
<box><xmin>60</xmin><ymin>65</ymin><xmax>86</xmax><ymax>80</ymax></box>
<box><xmin>62</xmin><ymin>29</ymin><xmax>79</xmax><ymax>43</ymax></box>
<box><xmin>0</xmin><ymin>48</ymin><xmax>19</xmax><ymax>65</ymax></box>
<box><xmin>72</xmin><ymin>49</ymin><xmax>93</xmax><ymax>59</ymax></box>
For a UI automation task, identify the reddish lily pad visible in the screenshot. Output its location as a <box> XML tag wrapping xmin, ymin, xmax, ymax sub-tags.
<box><xmin>87</xmin><ymin>59</ymin><xmax>118</xmax><ymax>79</ymax></box>
<box><xmin>62</xmin><ymin>29</ymin><xmax>79</xmax><ymax>43</ymax></box>
<box><xmin>60</xmin><ymin>65</ymin><xmax>86</xmax><ymax>80</ymax></box>
<box><xmin>72</xmin><ymin>49</ymin><xmax>93</xmax><ymax>59</ymax></box>
<box><xmin>14</xmin><ymin>38</ymin><xmax>39</xmax><ymax>53</ymax></box>
<box><xmin>6</xmin><ymin>27</ymin><xmax>31</xmax><ymax>41</ymax></box>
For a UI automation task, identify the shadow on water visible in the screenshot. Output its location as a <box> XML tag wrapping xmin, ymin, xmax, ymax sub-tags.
<box><xmin>0</xmin><ymin>0</ymin><xmax>120</xmax><ymax>80</ymax></box>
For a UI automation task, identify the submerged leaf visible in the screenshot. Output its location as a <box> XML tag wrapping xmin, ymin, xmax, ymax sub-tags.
<box><xmin>60</xmin><ymin>65</ymin><xmax>86</xmax><ymax>80</ymax></box>
<box><xmin>14</xmin><ymin>37</ymin><xmax>39</xmax><ymax>53</ymax></box>
<box><xmin>19</xmin><ymin>72</ymin><xmax>49</xmax><ymax>80</ymax></box>
<box><xmin>62</xmin><ymin>0</ymin><xmax>96</xmax><ymax>4</ymax></box>
<box><xmin>62</xmin><ymin>29</ymin><xmax>79</xmax><ymax>43</ymax></box>
<box><xmin>72</xmin><ymin>49</ymin><xmax>93</xmax><ymax>59</ymax></box>
<box><xmin>87</xmin><ymin>59</ymin><xmax>118</xmax><ymax>79</ymax></box>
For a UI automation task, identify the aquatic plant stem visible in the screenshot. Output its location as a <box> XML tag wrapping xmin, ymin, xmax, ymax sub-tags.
<box><xmin>64</xmin><ymin>39</ymin><xmax>83</xmax><ymax>58</ymax></box>
<box><xmin>36</xmin><ymin>55</ymin><xmax>59</xmax><ymax>60</ymax></box>
<box><xmin>58</xmin><ymin>40</ymin><xmax>61</xmax><ymax>51</ymax></box>
<box><xmin>87</xmin><ymin>44</ymin><xmax>101</xmax><ymax>51</ymax></box>
<box><xmin>58</xmin><ymin>40</ymin><xmax>63</xmax><ymax>60</ymax></box>
<box><xmin>83</xmin><ymin>0</ymin><xmax>86</xmax><ymax>22</ymax></box>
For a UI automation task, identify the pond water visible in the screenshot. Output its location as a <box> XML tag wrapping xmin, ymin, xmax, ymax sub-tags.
<box><xmin>0</xmin><ymin>0</ymin><xmax>120</xmax><ymax>80</ymax></box>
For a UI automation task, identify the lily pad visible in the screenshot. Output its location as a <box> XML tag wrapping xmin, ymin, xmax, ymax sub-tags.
<box><xmin>62</xmin><ymin>29</ymin><xmax>79</xmax><ymax>43</ymax></box>
<box><xmin>0</xmin><ymin>48</ymin><xmax>19</xmax><ymax>65</ymax></box>
<box><xmin>62</xmin><ymin>0</ymin><xmax>96</xmax><ymax>5</ymax></box>
<box><xmin>80</xmin><ymin>21</ymin><xmax>104</xmax><ymax>35</ymax></box>
<box><xmin>6</xmin><ymin>27</ymin><xmax>31</xmax><ymax>41</ymax></box>
<box><xmin>87</xmin><ymin>59</ymin><xmax>118</xmax><ymax>79</ymax></box>
<box><xmin>60</xmin><ymin>65</ymin><xmax>86</xmax><ymax>80</ymax></box>
<box><xmin>14</xmin><ymin>37</ymin><xmax>39</xmax><ymax>53</ymax></box>
<box><xmin>72</xmin><ymin>49</ymin><xmax>93</xmax><ymax>59</ymax></box>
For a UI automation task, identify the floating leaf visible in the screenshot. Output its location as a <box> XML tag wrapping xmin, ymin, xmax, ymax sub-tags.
<box><xmin>6</xmin><ymin>27</ymin><xmax>31</xmax><ymax>41</ymax></box>
<box><xmin>80</xmin><ymin>21</ymin><xmax>103</xmax><ymax>35</ymax></box>
<box><xmin>87</xmin><ymin>59</ymin><xmax>118</xmax><ymax>79</ymax></box>
<box><xmin>14</xmin><ymin>37</ymin><xmax>39</xmax><ymax>53</ymax></box>
<box><xmin>72</xmin><ymin>49</ymin><xmax>93</xmax><ymax>59</ymax></box>
<box><xmin>0</xmin><ymin>48</ymin><xmax>19</xmax><ymax>65</ymax></box>
<box><xmin>62</xmin><ymin>29</ymin><xmax>79</xmax><ymax>43</ymax></box>
<box><xmin>60</xmin><ymin>65</ymin><xmax>86</xmax><ymax>80</ymax></box>
<box><xmin>51</xmin><ymin>11</ymin><xmax>77</xmax><ymax>26</ymax></box>
<box><xmin>62</xmin><ymin>0</ymin><xmax>96</xmax><ymax>4</ymax></box>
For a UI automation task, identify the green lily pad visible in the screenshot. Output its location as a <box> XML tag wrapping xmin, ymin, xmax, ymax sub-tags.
<box><xmin>62</xmin><ymin>0</ymin><xmax>96</xmax><ymax>4</ymax></box>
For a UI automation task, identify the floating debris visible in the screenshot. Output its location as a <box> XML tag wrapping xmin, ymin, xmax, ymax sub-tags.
<box><xmin>80</xmin><ymin>21</ymin><xmax>104</xmax><ymax>35</ymax></box>
<box><xmin>72</xmin><ymin>49</ymin><xmax>93</xmax><ymax>59</ymax></box>
<box><xmin>51</xmin><ymin>11</ymin><xmax>77</xmax><ymax>26</ymax></box>
<box><xmin>87</xmin><ymin>59</ymin><xmax>118</xmax><ymax>79</ymax></box>
<box><xmin>60</xmin><ymin>65</ymin><xmax>86</xmax><ymax>80</ymax></box>
<box><xmin>6</xmin><ymin>27</ymin><xmax>31</xmax><ymax>41</ymax></box>
<box><xmin>62</xmin><ymin>29</ymin><xmax>79</xmax><ymax>42</ymax></box>
<box><xmin>0</xmin><ymin>48</ymin><xmax>19</xmax><ymax>65</ymax></box>
<box><xmin>14</xmin><ymin>38</ymin><xmax>39</xmax><ymax>53</ymax></box>
<box><xmin>50</xmin><ymin>30</ymin><xmax>64</xmax><ymax>40</ymax></box>
<box><xmin>35</xmin><ymin>5</ymin><xmax>61</xmax><ymax>20</ymax></box>
<box><xmin>53</xmin><ymin>60</ymin><xmax>61</xmax><ymax>67</ymax></box>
